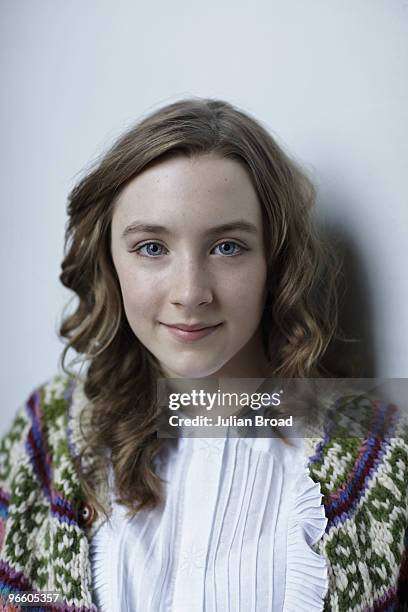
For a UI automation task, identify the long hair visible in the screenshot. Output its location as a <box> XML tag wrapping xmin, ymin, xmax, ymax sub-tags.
<box><xmin>59</xmin><ymin>97</ymin><xmax>340</xmax><ymax>518</ymax></box>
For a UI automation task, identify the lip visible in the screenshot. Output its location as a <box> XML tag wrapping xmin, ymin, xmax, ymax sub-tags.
<box><xmin>160</xmin><ymin>322</ymin><xmax>223</xmax><ymax>342</ymax></box>
<box><xmin>164</xmin><ymin>322</ymin><xmax>222</xmax><ymax>331</ymax></box>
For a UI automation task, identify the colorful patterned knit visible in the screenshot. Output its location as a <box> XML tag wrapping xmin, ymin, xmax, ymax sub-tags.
<box><xmin>0</xmin><ymin>373</ymin><xmax>408</xmax><ymax>611</ymax></box>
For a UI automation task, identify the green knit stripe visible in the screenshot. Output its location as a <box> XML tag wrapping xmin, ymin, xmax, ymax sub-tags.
<box><xmin>40</xmin><ymin>374</ymin><xmax>95</xmax><ymax>608</ymax></box>
<box><xmin>0</xmin><ymin>406</ymin><xmax>31</xmax><ymax>486</ymax></box>
<box><xmin>308</xmin><ymin>438</ymin><xmax>364</xmax><ymax>498</ymax></box>
<box><xmin>3</xmin><ymin>456</ymin><xmax>52</xmax><ymax>586</ymax></box>
<box><xmin>40</xmin><ymin>376</ymin><xmax>86</xmax><ymax>502</ymax></box>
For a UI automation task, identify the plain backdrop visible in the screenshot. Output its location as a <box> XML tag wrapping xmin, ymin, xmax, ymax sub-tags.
<box><xmin>1</xmin><ymin>0</ymin><xmax>407</xmax><ymax>434</ymax></box>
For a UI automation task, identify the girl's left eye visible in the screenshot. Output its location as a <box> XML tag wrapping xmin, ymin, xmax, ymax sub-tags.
<box><xmin>212</xmin><ymin>241</ymin><xmax>245</xmax><ymax>256</ymax></box>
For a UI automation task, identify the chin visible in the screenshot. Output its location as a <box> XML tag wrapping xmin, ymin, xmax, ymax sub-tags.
<box><xmin>163</xmin><ymin>357</ymin><xmax>227</xmax><ymax>379</ymax></box>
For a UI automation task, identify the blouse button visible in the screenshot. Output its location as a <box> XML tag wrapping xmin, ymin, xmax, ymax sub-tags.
<box><xmin>78</xmin><ymin>502</ymin><xmax>95</xmax><ymax>527</ymax></box>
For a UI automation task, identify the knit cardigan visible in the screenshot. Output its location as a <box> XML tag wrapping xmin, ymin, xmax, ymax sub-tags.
<box><xmin>0</xmin><ymin>373</ymin><xmax>408</xmax><ymax>612</ymax></box>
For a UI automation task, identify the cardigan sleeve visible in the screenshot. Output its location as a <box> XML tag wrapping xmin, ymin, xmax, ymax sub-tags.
<box><xmin>0</xmin><ymin>375</ymin><xmax>98</xmax><ymax>611</ymax></box>
<box><xmin>0</xmin><ymin>402</ymin><xmax>32</xmax><ymax>551</ymax></box>
<box><xmin>395</xmin><ymin>408</ymin><xmax>408</xmax><ymax>608</ymax></box>
<box><xmin>0</xmin><ymin>391</ymin><xmax>35</xmax><ymax>612</ymax></box>
<box><xmin>396</xmin><ymin>524</ymin><xmax>408</xmax><ymax>608</ymax></box>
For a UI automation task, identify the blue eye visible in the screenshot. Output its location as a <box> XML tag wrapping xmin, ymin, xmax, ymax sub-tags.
<box><xmin>213</xmin><ymin>241</ymin><xmax>243</xmax><ymax>256</ymax></box>
<box><xmin>137</xmin><ymin>242</ymin><xmax>167</xmax><ymax>257</ymax></box>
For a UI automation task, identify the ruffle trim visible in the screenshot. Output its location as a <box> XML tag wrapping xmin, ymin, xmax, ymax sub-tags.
<box><xmin>283</xmin><ymin>467</ymin><xmax>328</xmax><ymax>611</ymax></box>
<box><xmin>89</xmin><ymin>519</ymin><xmax>115</xmax><ymax>612</ymax></box>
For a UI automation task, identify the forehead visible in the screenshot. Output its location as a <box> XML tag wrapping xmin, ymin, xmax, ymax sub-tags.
<box><xmin>111</xmin><ymin>154</ymin><xmax>262</xmax><ymax>231</ymax></box>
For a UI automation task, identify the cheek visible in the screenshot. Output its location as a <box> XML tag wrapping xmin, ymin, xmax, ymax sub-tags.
<box><xmin>116</xmin><ymin>267</ymin><xmax>161</xmax><ymax>322</ymax></box>
<box><xmin>223</xmin><ymin>263</ymin><xmax>267</xmax><ymax>313</ymax></box>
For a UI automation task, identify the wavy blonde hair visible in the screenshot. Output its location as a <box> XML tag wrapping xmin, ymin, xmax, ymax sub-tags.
<box><xmin>59</xmin><ymin>98</ymin><xmax>340</xmax><ymax>518</ymax></box>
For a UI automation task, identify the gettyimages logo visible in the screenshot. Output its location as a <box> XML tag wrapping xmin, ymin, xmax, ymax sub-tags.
<box><xmin>167</xmin><ymin>388</ymin><xmax>282</xmax><ymax>411</ymax></box>
<box><xmin>157</xmin><ymin>378</ymin><xmax>302</xmax><ymax>438</ymax></box>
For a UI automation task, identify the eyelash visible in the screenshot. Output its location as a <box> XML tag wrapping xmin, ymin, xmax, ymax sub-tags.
<box><xmin>133</xmin><ymin>240</ymin><xmax>249</xmax><ymax>258</ymax></box>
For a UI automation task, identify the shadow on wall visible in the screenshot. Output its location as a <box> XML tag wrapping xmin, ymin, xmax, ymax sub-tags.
<box><xmin>320</xmin><ymin>223</ymin><xmax>377</xmax><ymax>378</ymax></box>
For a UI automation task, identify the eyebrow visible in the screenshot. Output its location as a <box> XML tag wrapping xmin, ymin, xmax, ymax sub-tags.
<box><xmin>121</xmin><ymin>220</ymin><xmax>259</xmax><ymax>238</ymax></box>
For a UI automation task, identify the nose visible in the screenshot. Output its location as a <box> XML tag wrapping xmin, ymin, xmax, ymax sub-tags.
<box><xmin>168</xmin><ymin>259</ymin><xmax>213</xmax><ymax>308</ymax></box>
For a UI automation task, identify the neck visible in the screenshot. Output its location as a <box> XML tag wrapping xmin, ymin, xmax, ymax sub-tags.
<box><xmin>162</xmin><ymin>330</ymin><xmax>272</xmax><ymax>420</ymax></box>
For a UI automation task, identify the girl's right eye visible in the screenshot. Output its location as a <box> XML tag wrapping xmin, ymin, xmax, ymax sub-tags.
<box><xmin>135</xmin><ymin>242</ymin><xmax>168</xmax><ymax>257</ymax></box>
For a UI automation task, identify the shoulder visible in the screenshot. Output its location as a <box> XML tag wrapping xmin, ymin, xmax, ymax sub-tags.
<box><xmin>306</xmin><ymin>400</ymin><xmax>408</xmax><ymax>610</ymax></box>
<box><xmin>3</xmin><ymin>372</ymin><xmax>78</xmax><ymax>438</ymax></box>
<box><xmin>0</xmin><ymin>372</ymin><xmax>83</xmax><ymax>492</ymax></box>
<box><xmin>307</xmin><ymin>399</ymin><xmax>408</xmax><ymax>505</ymax></box>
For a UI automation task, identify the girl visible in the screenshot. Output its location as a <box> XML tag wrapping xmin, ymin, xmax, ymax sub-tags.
<box><xmin>1</xmin><ymin>98</ymin><xmax>407</xmax><ymax>611</ymax></box>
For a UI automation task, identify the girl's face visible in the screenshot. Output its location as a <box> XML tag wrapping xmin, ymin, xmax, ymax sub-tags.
<box><xmin>110</xmin><ymin>153</ymin><xmax>269</xmax><ymax>378</ymax></box>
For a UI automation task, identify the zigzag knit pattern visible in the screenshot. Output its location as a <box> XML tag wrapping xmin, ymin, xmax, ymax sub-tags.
<box><xmin>1</xmin><ymin>374</ymin><xmax>408</xmax><ymax>611</ymax></box>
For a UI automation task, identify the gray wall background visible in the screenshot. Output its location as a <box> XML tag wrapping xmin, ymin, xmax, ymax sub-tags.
<box><xmin>1</xmin><ymin>0</ymin><xmax>407</xmax><ymax>434</ymax></box>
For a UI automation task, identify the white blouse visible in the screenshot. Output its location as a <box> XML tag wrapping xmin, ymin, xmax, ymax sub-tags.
<box><xmin>90</xmin><ymin>434</ymin><xmax>328</xmax><ymax>611</ymax></box>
